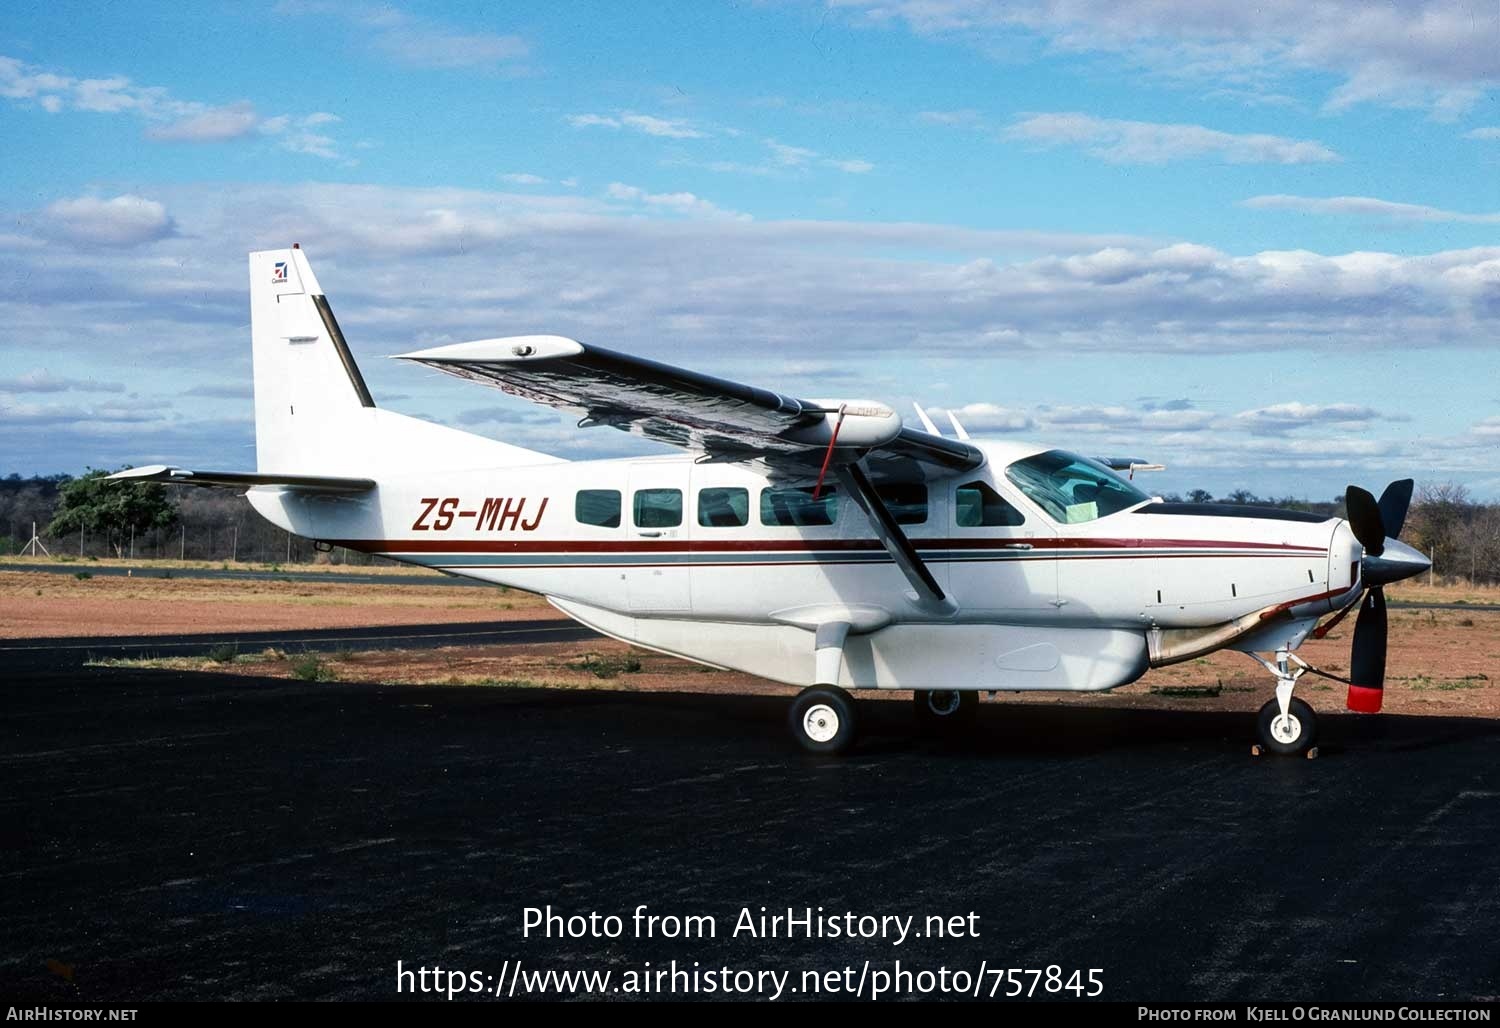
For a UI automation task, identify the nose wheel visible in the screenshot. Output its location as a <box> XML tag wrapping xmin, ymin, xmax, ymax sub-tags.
<box><xmin>1256</xmin><ymin>696</ymin><xmax>1318</xmax><ymax>754</ymax></box>
<box><xmin>1249</xmin><ymin>648</ymin><xmax>1318</xmax><ymax>756</ymax></box>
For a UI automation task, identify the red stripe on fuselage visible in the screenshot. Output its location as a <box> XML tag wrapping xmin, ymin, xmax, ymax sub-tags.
<box><xmin>329</xmin><ymin>536</ymin><xmax>1327</xmax><ymax>555</ymax></box>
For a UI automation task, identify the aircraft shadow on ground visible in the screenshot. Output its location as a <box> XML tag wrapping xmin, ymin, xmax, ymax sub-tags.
<box><xmin>184</xmin><ymin>668</ymin><xmax>1500</xmax><ymax>761</ymax></box>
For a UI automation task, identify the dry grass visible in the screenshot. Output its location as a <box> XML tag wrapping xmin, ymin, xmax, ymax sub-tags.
<box><xmin>0</xmin><ymin>570</ymin><xmax>554</xmax><ymax>638</ymax></box>
<box><xmin>0</xmin><ymin>554</ymin><xmax>442</xmax><ymax>577</ymax></box>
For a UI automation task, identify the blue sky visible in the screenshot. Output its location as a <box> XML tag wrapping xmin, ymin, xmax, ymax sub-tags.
<box><xmin>2</xmin><ymin>0</ymin><xmax>1498</xmax><ymax>499</ymax></box>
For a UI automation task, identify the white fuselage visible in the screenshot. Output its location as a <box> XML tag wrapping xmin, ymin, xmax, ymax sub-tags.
<box><xmin>248</xmin><ymin>440</ymin><xmax>1362</xmax><ymax>695</ymax></box>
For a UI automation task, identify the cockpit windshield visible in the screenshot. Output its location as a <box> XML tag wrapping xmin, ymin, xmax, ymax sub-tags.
<box><xmin>1004</xmin><ymin>449</ymin><xmax>1150</xmax><ymax>524</ymax></box>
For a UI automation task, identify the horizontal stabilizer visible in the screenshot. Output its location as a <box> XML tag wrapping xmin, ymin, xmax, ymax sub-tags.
<box><xmin>108</xmin><ymin>465</ymin><xmax>376</xmax><ymax>493</ymax></box>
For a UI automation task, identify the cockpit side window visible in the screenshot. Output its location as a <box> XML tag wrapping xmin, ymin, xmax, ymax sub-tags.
<box><xmin>1004</xmin><ymin>450</ymin><xmax>1148</xmax><ymax>524</ymax></box>
<box><xmin>955</xmin><ymin>481</ymin><xmax>1025</xmax><ymax>527</ymax></box>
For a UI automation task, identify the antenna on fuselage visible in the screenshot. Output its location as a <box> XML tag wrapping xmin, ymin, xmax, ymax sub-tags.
<box><xmin>946</xmin><ymin>410</ymin><xmax>971</xmax><ymax>440</ymax></box>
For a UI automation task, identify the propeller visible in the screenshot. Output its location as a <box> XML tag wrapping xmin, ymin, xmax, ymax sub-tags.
<box><xmin>1337</xmin><ymin>479</ymin><xmax>1425</xmax><ymax>714</ymax></box>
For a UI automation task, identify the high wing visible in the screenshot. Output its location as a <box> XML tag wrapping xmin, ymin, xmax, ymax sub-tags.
<box><xmin>396</xmin><ymin>335</ymin><xmax>985</xmax><ymax>486</ymax></box>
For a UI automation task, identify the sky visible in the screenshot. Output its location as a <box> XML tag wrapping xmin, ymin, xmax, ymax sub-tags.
<box><xmin>2</xmin><ymin>0</ymin><xmax>1498</xmax><ymax>501</ymax></box>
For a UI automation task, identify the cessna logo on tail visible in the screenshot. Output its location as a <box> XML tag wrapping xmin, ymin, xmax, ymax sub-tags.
<box><xmin>272</xmin><ymin>261</ymin><xmax>288</xmax><ymax>283</ymax></box>
<box><xmin>412</xmin><ymin>496</ymin><xmax>549</xmax><ymax>532</ymax></box>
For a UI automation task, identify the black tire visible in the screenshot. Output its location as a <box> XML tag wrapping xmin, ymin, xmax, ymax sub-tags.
<box><xmin>1256</xmin><ymin>697</ymin><xmax>1318</xmax><ymax>755</ymax></box>
<box><xmin>789</xmin><ymin>686</ymin><xmax>858</xmax><ymax>755</ymax></box>
<box><xmin>913</xmin><ymin>689</ymin><xmax>979</xmax><ymax>730</ymax></box>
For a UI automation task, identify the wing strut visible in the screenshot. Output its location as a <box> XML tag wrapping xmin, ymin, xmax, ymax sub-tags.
<box><xmin>835</xmin><ymin>463</ymin><xmax>956</xmax><ymax>615</ymax></box>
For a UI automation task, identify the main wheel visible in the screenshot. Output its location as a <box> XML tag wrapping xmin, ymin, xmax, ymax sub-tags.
<box><xmin>789</xmin><ymin>685</ymin><xmax>857</xmax><ymax>755</ymax></box>
<box><xmin>914</xmin><ymin>689</ymin><xmax>978</xmax><ymax>724</ymax></box>
<box><xmin>1256</xmin><ymin>697</ymin><xmax>1318</xmax><ymax>755</ymax></box>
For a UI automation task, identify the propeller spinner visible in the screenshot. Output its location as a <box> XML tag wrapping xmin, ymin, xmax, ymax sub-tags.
<box><xmin>1340</xmin><ymin>479</ymin><xmax>1428</xmax><ymax>714</ymax></box>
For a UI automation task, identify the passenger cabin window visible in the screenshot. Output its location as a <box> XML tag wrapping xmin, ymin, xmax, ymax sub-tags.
<box><xmin>1004</xmin><ymin>450</ymin><xmax>1148</xmax><ymax>524</ymax></box>
<box><xmin>955</xmin><ymin>481</ymin><xmax>1025</xmax><ymax>527</ymax></box>
<box><xmin>633</xmin><ymin>489</ymin><xmax>683</xmax><ymax>528</ymax></box>
<box><xmin>875</xmin><ymin>483</ymin><xmax>928</xmax><ymax>525</ymax></box>
<box><xmin>698</xmin><ymin>487</ymin><xmax>749</xmax><ymax>528</ymax></box>
<box><xmin>575</xmin><ymin>489</ymin><xmax>621</xmax><ymax>528</ymax></box>
<box><xmin>760</xmin><ymin>486</ymin><xmax>839</xmax><ymax>527</ymax></box>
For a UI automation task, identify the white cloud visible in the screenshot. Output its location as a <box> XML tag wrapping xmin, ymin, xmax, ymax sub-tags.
<box><xmin>1007</xmin><ymin>112</ymin><xmax>1339</xmax><ymax>164</ymax></box>
<box><xmin>566</xmin><ymin>113</ymin><xmax>621</xmax><ymax>129</ymax></box>
<box><xmin>1469</xmin><ymin>416</ymin><xmax>1500</xmax><ymax>438</ymax></box>
<box><xmin>2</xmin><ymin>181</ymin><xmax>1495</xmax><ymax>491</ymax></box>
<box><xmin>0</xmin><ymin>54</ymin><xmax>346</xmax><ymax>159</ymax></box>
<box><xmin>372</xmin><ymin>27</ymin><xmax>527</xmax><ymax>69</ymax></box>
<box><xmin>930</xmin><ymin>403</ymin><xmax>1035</xmax><ymax>433</ymax></box>
<box><xmin>1465</xmin><ymin>127</ymin><xmax>1500</xmax><ymax>140</ymax></box>
<box><xmin>826</xmin><ymin>1</ymin><xmax>1500</xmax><ymax>118</ymax></box>
<box><xmin>1243</xmin><ymin>194</ymin><xmax>1500</xmax><ymax>225</ymax></box>
<box><xmin>275</xmin><ymin>2</ymin><xmax>530</xmax><ymax>71</ymax></box>
<box><xmin>146</xmin><ymin>102</ymin><xmax>263</xmax><ymax>142</ymax></box>
<box><xmin>825</xmin><ymin>157</ymin><xmax>874</xmax><ymax>174</ymax></box>
<box><xmin>567</xmin><ymin>111</ymin><xmax>705</xmax><ymax>138</ymax></box>
<box><xmin>698</xmin><ymin>138</ymin><xmax>874</xmax><ymax>177</ymax></box>
<box><xmin>605</xmin><ymin>182</ymin><xmax>748</xmax><ymax>221</ymax></box>
<box><xmin>918</xmin><ymin>109</ymin><xmax>983</xmax><ymax>126</ymax></box>
<box><xmin>768</xmin><ymin>141</ymin><xmax>818</xmax><ymax>166</ymax></box>
<box><xmin>0</xmin><ymin>369</ymin><xmax>125</xmax><ymax>394</ymax></box>
<box><xmin>1234</xmin><ymin>402</ymin><xmax>1385</xmax><ymax>434</ymax></box>
<box><xmin>501</xmin><ymin>172</ymin><xmax>547</xmax><ymax>185</ymax></box>
<box><xmin>619</xmin><ymin>113</ymin><xmax>704</xmax><ymax>139</ymax></box>
<box><xmin>42</xmin><ymin>194</ymin><xmax>176</xmax><ymax>248</ymax></box>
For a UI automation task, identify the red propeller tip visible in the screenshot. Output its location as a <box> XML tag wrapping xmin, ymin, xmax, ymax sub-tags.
<box><xmin>1346</xmin><ymin>685</ymin><xmax>1383</xmax><ymax>714</ymax></box>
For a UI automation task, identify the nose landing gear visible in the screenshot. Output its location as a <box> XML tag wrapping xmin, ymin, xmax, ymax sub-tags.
<box><xmin>1250</xmin><ymin>648</ymin><xmax>1318</xmax><ymax>755</ymax></box>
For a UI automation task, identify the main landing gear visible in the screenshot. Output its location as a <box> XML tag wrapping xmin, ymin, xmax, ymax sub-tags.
<box><xmin>788</xmin><ymin>686</ymin><xmax>982</xmax><ymax>754</ymax></box>
<box><xmin>913</xmin><ymin>689</ymin><xmax>978</xmax><ymax>733</ymax></box>
<box><xmin>1251</xmin><ymin>648</ymin><xmax>1318</xmax><ymax>756</ymax></box>
<box><xmin>789</xmin><ymin>685</ymin><xmax>858</xmax><ymax>755</ymax></box>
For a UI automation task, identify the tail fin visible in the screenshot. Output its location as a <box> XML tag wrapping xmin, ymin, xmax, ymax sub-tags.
<box><xmin>250</xmin><ymin>246</ymin><xmax>374</xmax><ymax>472</ymax></box>
<box><xmin>248</xmin><ymin>246</ymin><xmax>559</xmax><ymax>476</ymax></box>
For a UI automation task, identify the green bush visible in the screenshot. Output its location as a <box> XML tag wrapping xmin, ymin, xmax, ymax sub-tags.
<box><xmin>570</xmin><ymin>653</ymin><xmax>644</xmax><ymax>679</ymax></box>
<box><xmin>207</xmin><ymin>643</ymin><xmax>239</xmax><ymax>664</ymax></box>
<box><xmin>290</xmin><ymin>654</ymin><xmax>336</xmax><ymax>682</ymax></box>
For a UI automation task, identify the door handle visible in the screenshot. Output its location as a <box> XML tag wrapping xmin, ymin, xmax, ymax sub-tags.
<box><xmin>1002</xmin><ymin>542</ymin><xmax>1033</xmax><ymax>550</ymax></box>
<box><xmin>637</xmin><ymin>530</ymin><xmax>663</xmax><ymax>538</ymax></box>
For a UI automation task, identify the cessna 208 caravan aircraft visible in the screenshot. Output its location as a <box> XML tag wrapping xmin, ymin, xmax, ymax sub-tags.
<box><xmin>115</xmin><ymin>247</ymin><xmax>1432</xmax><ymax>755</ymax></box>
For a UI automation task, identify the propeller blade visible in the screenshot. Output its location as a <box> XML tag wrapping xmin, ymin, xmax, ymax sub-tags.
<box><xmin>1345</xmin><ymin>485</ymin><xmax>1385</xmax><ymax>556</ymax></box>
<box><xmin>1347</xmin><ymin>587</ymin><xmax>1387</xmax><ymax>713</ymax></box>
<box><xmin>1378</xmin><ymin>479</ymin><xmax>1414</xmax><ymax>540</ymax></box>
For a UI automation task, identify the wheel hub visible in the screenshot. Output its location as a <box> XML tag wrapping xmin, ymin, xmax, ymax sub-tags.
<box><xmin>1270</xmin><ymin>713</ymin><xmax>1302</xmax><ymax>745</ymax></box>
<box><xmin>803</xmin><ymin>703</ymin><xmax>840</xmax><ymax>743</ymax></box>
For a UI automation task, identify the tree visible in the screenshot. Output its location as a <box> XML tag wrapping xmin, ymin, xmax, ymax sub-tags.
<box><xmin>1407</xmin><ymin>481</ymin><xmax>1471</xmax><ymax>580</ymax></box>
<box><xmin>1187</xmin><ymin>489</ymin><xmax>1214</xmax><ymax>504</ymax></box>
<box><xmin>47</xmin><ymin>468</ymin><xmax>178</xmax><ymax>558</ymax></box>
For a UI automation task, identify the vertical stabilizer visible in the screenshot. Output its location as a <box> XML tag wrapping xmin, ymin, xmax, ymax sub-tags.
<box><xmin>247</xmin><ymin>246</ymin><xmax>560</xmax><ymax>476</ymax></box>
<box><xmin>250</xmin><ymin>246</ymin><xmax>374</xmax><ymax>473</ymax></box>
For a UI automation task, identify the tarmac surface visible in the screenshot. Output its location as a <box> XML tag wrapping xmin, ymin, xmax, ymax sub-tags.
<box><xmin>4</xmin><ymin>628</ymin><xmax>1500</xmax><ymax>1003</ymax></box>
